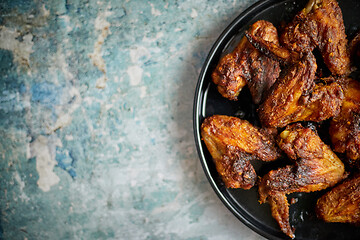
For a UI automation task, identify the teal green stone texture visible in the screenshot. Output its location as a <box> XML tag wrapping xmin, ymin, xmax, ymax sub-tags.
<box><xmin>0</xmin><ymin>0</ymin><xmax>265</xmax><ymax>239</ymax></box>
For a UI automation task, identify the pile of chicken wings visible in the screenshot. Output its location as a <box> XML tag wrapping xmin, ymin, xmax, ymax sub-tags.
<box><xmin>201</xmin><ymin>0</ymin><xmax>360</xmax><ymax>238</ymax></box>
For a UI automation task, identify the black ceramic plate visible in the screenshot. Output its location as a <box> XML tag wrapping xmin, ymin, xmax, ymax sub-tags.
<box><xmin>193</xmin><ymin>0</ymin><xmax>360</xmax><ymax>239</ymax></box>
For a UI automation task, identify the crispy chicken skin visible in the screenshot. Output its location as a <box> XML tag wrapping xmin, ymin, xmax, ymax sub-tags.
<box><xmin>316</xmin><ymin>174</ymin><xmax>360</xmax><ymax>224</ymax></box>
<box><xmin>280</xmin><ymin>0</ymin><xmax>351</xmax><ymax>75</ymax></box>
<box><xmin>212</xmin><ymin>20</ymin><xmax>280</xmax><ymax>103</ymax></box>
<box><xmin>258</xmin><ymin>53</ymin><xmax>344</xmax><ymax>128</ymax></box>
<box><xmin>258</xmin><ymin>124</ymin><xmax>346</xmax><ymax>238</ymax></box>
<box><xmin>245</xmin><ymin>26</ymin><xmax>300</xmax><ymax>65</ymax></box>
<box><xmin>329</xmin><ymin>78</ymin><xmax>360</xmax><ymax>162</ymax></box>
<box><xmin>201</xmin><ymin>115</ymin><xmax>281</xmax><ymax>189</ymax></box>
<box><xmin>245</xmin><ymin>29</ymin><xmax>300</xmax><ymax>65</ymax></box>
<box><xmin>246</xmin><ymin>0</ymin><xmax>351</xmax><ymax>75</ymax></box>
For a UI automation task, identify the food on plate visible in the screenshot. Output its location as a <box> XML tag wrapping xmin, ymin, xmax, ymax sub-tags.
<box><xmin>200</xmin><ymin>0</ymin><xmax>360</xmax><ymax>238</ymax></box>
<box><xmin>246</xmin><ymin>0</ymin><xmax>351</xmax><ymax>75</ymax></box>
<box><xmin>211</xmin><ymin>20</ymin><xmax>280</xmax><ymax>103</ymax></box>
<box><xmin>201</xmin><ymin>115</ymin><xmax>281</xmax><ymax>189</ymax></box>
<box><xmin>280</xmin><ymin>0</ymin><xmax>350</xmax><ymax>75</ymax></box>
<box><xmin>258</xmin><ymin>53</ymin><xmax>344</xmax><ymax>128</ymax></box>
<box><xmin>316</xmin><ymin>174</ymin><xmax>360</xmax><ymax>224</ymax></box>
<box><xmin>258</xmin><ymin>124</ymin><xmax>347</xmax><ymax>238</ymax></box>
<box><xmin>329</xmin><ymin>78</ymin><xmax>360</xmax><ymax>163</ymax></box>
<box><xmin>245</xmin><ymin>27</ymin><xmax>300</xmax><ymax>65</ymax></box>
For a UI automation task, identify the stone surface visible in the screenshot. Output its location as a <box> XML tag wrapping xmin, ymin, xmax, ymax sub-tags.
<box><xmin>0</xmin><ymin>0</ymin><xmax>265</xmax><ymax>239</ymax></box>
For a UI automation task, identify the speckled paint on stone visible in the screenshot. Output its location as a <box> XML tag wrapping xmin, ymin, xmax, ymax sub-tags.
<box><xmin>0</xmin><ymin>0</ymin><xmax>265</xmax><ymax>239</ymax></box>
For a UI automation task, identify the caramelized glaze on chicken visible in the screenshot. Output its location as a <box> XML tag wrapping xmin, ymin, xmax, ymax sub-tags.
<box><xmin>246</xmin><ymin>0</ymin><xmax>351</xmax><ymax>75</ymax></box>
<box><xmin>258</xmin><ymin>124</ymin><xmax>347</xmax><ymax>238</ymax></box>
<box><xmin>258</xmin><ymin>53</ymin><xmax>343</xmax><ymax>128</ymax></box>
<box><xmin>204</xmin><ymin>0</ymin><xmax>359</xmax><ymax>236</ymax></box>
<box><xmin>316</xmin><ymin>174</ymin><xmax>360</xmax><ymax>224</ymax></box>
<box><xmin>201</xmin><ymin>115</ymin><xmax>281</xmax><ymax>189</ymax></box>
<box><xmin>280</xmin><ymin>0</ymin><xmax>351</xmax><ymax>75</ymax></box>
<box><xmin>212</xmin><ymin>20</ymin><xmax>280</xmax><ymax>103</ymax></box>
<box><xmin>330</xmin><ymin>78</ymin><xmax>360</xmax><ymax>162</ymax></box>
<box><xmin>245</xmin><ymin>27</ymin><xmax>300</xmax><ymax>65</ymax></box>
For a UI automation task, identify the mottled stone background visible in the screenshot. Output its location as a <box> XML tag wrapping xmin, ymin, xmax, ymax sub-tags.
<box><xmin>0</xmin><ymin>0</ymin><xmax>265</xmax><ymax>239</ymax></box>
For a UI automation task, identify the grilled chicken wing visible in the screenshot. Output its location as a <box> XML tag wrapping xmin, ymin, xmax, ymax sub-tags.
<box><xmin>258</xmin><ymin>53</ymin><xmax>343</xmax><ymax>128</ymax></box>
<box><xmin>316</xmin><ymin>174</ymin><xmax>360</xmax><ymax>224</ymax></box>
<box><xmin>329</xmin><ymin>78</ymin><xmax>360</xmax><ymax>163</ymax></box>
<box><xmin>280</xmin><ymin>0</ymin><xmax>350</xmax><ymax>75</ymax></box>
<box><xmin>245</xmin><ymin>27</ymin><xmax>300</xmax><ymax>65</ymax></box>
<box><xmin>201</xmin><ymin>115</ymin><xmax>281</xmax><ymax>189</ymax></box>
<box><xmin>258</xmin><ymin>124</ymin><xmax>347</xmax><ymax>238</ymax></box>
<box><xmin>212</xmin><ymin>20</ymin><xmax>280</xmax><ymax>103</ymax></box>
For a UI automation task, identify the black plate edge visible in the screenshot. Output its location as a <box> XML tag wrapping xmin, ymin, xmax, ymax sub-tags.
<box><xmin>192</xmin><ymin>1</ymin><xmax>287</xmax><ymax>239</ymax></box>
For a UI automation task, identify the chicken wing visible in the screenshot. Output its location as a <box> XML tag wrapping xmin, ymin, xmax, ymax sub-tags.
<box><xmin>316</xmin><ymin>174</ymin><xmax>360</xmax><ymax>224</ymax></box>
<box><xmin>329</xmin><ymin>78</ymin><xmax>360</xmax><ymax>163</ymax></box>
<box><xmin>245</xmin><ymin>26</ymin><xmax>300</xmax><ymax>65</ymax></box>
<box><xmin>201</xmin><ymin>115</ymin><xmax>281</xmax><ymax>189</ymax></box>
<box><xmin>212</xmin><ymin>20</ymin><xmax>280</xmax><ymax>103</ymax></box>
<box><xmin>280</xmin><ymin>0</ymin><xmax>351</xmax><ymax>75</ymax></box>
<box><xmin>258</xmin><ymin>53</ymin><xmax>344</xmax><ymax>128</ymax></box>
<box><xmin>258</xmin><ymin>124</ymin><xmax>347</xmax><ymax>238</ymax></box>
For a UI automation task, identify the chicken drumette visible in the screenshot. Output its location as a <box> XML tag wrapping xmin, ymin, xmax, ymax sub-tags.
<box><xmin>212</xmin><ymin>20</ymin><xmax>280</xmax><ymax>103</ymax></box>
<box><xmin>201</xmin><ymin>115</ymin><xmax>281</xmax><ymax>189</ymax></box>
<box><xmin>259</xmin><ymin>124</ymin><xmax>347</xmax><ymax>238</ymax></box>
